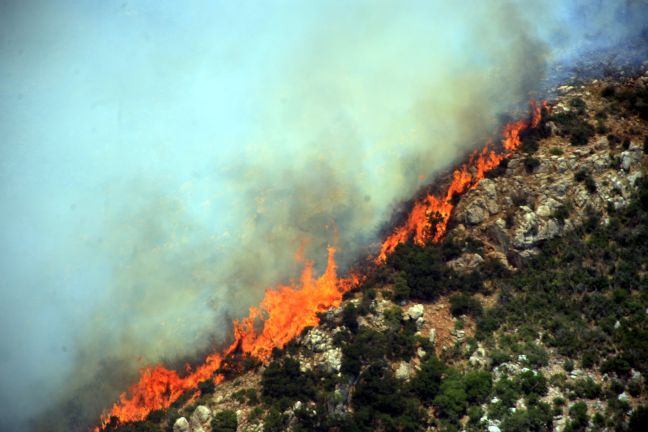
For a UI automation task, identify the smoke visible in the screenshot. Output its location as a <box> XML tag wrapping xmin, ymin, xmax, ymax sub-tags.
<box><xmin>0</xmin><ymin>1</ymin><xmax>645</xmax><ymax>430</ymax></box>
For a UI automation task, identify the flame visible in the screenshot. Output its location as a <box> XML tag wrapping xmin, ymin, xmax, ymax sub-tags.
<box><xmin>96</xmin><ymin>101</ymin><xmax>543</xmax><ymax>431</ymax></box>
<box><xmin>376</xmin><ymin>101</ymin><xmax>542</xmax><ymax>263</ymax></box>
<box><xmin>96</xmin><ymin>247</ymin><xmax>357</xmax><ymax>430</ymax></box>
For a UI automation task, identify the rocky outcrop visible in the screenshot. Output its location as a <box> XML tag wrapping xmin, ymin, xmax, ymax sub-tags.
<box><xmin>452</xmin><ymin>93</ymin><xmax>647</xmax><ymax>269</ymax></box>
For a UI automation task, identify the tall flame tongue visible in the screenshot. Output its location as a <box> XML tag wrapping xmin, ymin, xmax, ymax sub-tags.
<box><xmin>96</xmin><ymin>247</ymin><xmax>358</xmax><ymax>430</ymax></box>
<box><xmin>376</xmin><ymin>101</ymin><xmax>542</xmax><ymax>263</ymax></box>
<box><xmin>97</xmin><ymin>102</ymin><xmax>542</xmax><ymax>431</ymax></box>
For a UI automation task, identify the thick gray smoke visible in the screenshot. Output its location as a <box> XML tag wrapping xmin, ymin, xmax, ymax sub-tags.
<box><xmin>0</xmin><ymin>1</ymin><xmax>645</xmax><ymax>430</ymax></box>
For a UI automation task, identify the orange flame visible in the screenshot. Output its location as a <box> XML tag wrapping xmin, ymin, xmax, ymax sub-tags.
<box><xmin>96</xmin><ymin>101</ymin><xmax>543</xmax><ymax>431</ymax></box>
<box><xmin>375</xmin><ymin>101</ymin><xmax>541</xmax><ymax>263</ymax></box>
<box><xmin>96</xmin><ymin>247</ymin><xmax>357</xmax><ymax>430</ymax></box>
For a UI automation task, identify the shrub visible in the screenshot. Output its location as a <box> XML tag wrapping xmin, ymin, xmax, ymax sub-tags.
<box><xmin>212</xmin><ymin>410</ymin><xmax>238</xmax><ymax>432</ymax></box>
<box><xmin>261</xmin><ymin>358</ymin><xmax>315</xmax><ymax>406</ymax></box>
<box><xmin>570</xmin><ymin>123</ymin><xmax>595</xmax><ymax>146</ymax></box>
<box><xmin>392</xmin><ymin>272</ymin><xmax>410</xmax><ymax>301</ymax></box>
<box><xmin>449</xmin><ymin>293</ymin><xmax>483</xmax><ymax>317</ymax></box>
<box><xmin>566</xmin><ymin>402</ymin><xmax>588</xmax><ymax>432</ymax></box>
<box><xmin>343</xmin><ymin>303</ymin><xmax>359</xmax><ymax>333</ymax></box>
<box><xmin>629</xmin><ymin>406</ymin><xmax>648</xmax><ymax>432</ymax></box>
<box><xmin>574</xmin><ymin>168</ymin><xmax>589</xmax><ymax>182</ymax></box>
<box><xmin>263</xmin><ymin>408</ymin><xmax>286</xmax><ymax>432</ymax></box>
<box><xmin>433</xmin><ymin>371</ymin><xmax>468</xmax><ymax>421</ymax></box>
<box><xmin>550</xmin><ymin>146</ymin><xmax>563</xmax><ymax>156</ymax></box>
<box><xmin>463</xmin><ymin>370</ymin><xmax>492</xmax><ymax>404</ymax></box>
<box><xmin>516</xmin><ymin>370</ymin><xmax>548</xmax><ymax>397</ymax></box>
<box><xmin>410</xmin><ymin>356</ymin><xmax>445</xmax><ymax>404</ymax></box>
<box><xmin>197</xmin><ymin>379</ymin><xmax>215</xmax><ymax>396</ymax></box>
<box><xmin>584</xmin><ymin>176</ymin><xmax>597</xmax><ymax>193</ymax></box>
<box><xmin>523</xmin><ymin>155</ymin><xmax>540</xmax><ymax>173</ymax></box>
<box><xmin>601</xmin><ymin>85</ymin><xmax>615</xmax><ymax>98</ymax></box>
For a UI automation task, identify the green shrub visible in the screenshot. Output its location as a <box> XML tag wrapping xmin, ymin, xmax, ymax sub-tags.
<box><xmin>343</xmin><ymin>303</ymin><xmax>359</xmax><ymax>333</ymax></box>
<box><xmin>570</xmin><ymin>123</ymin><xmax>595</xmax><ymax>146</ymax></box>
<box><xmin>410</xmin><ymin>356</ymin><xmax>445</xmax><ymax>404</ymax></box>
<box><xmin>261</xmin><ymin>358</ymin><xmax>315</xmax><ymax>406</ymax></box>
<box><xmin>523</xmin><ymin>155</ymin><xmax>541</xmax><ymax>173</ymax></box>
<box><xmin>449</xmin><ymin>293</ymin><xmax>483</xmax><ymax>317</ymax></box>
<box><xmin>629</xmin><ymin>406</ymin><xmax>648</xmax><ymax>432</ymax></box>
<box><xmin>212</xmin><ymin>410</ymin><xmax>238</xmax><ymax>432</ymax></box>
<box><xmin>433</xmin><ymin>371</ymin><xmax>468</xmax><ymax>421</ymax></box>
<box><xmin>566</xmin><ymin>402</ymin><xmax>588</xmax><ymax>432</ymax></box>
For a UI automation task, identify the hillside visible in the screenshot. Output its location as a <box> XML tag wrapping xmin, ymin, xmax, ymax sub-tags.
<box><xmin>102</xmin><ymin>73</ymin><xmax>648</xmax><ymax>432</ymax></box>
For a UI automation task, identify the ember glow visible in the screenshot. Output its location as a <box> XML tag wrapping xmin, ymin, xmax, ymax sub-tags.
<box><xmin>96</xmin><ymin>103</ymin><xmax>543</xmax><ymax>430</ymax></box>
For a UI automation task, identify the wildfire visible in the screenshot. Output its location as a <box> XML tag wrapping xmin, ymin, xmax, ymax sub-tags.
<box><xmin>96</xmin><ymin>101</ymin><xmax>543</xmax><ymax>431</ymax></box>
<box><xmin>96</xmin><ymin>247</ymin><xmax>357</xmax><ymax>430</ymax></box>
<box><xmin>375</xmin><ymin>101</ymin><xmax>542</xmax><ymax>263</ymax></box>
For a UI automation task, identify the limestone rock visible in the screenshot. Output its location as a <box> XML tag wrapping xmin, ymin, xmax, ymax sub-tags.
<box><xmin>447</xmin><ymin>253</ymin><xmax>484</xmax><ymax>271</ymax></box>
<box><xmin>406</xmin><ymin>304</ymin><xmax>425</xmax><ymax>321</ymax></box>
<box><xmin>190</xmin><ymin>405</ymin><xmax>212</xmax><ymax>429</ymax></box>
<box><xmin>395</xmin><ymin>362</ymin><xmax>412</xmax><ymax>380</ymax></box>
<box><xmin>322</xmin><ymin>347</ymin><xmax>342</xmax><ymax>372</ymax></box>
<box><xmin>173</xmin><ymin>417</ymin><xmax>190</xmax><ymax>432</ymax></box>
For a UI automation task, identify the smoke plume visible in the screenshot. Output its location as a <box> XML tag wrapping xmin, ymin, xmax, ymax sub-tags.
<box><xmin>0</xmin><ymin>1</ymin><xmax>645</xmax><ymax>430</ymax></box>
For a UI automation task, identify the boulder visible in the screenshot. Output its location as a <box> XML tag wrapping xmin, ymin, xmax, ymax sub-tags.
<box><xmin>406</xmin><ymin>304</ymin><xmax>425</xmax><ymax>320</ymax></box>
<box><xmin>322</xmin><ymin>347</ymin><xmax>342</xmax><ymax>372</ymax></box>
<box><xmin>447</xmin><ymin>253</ymin><xmax>484</xmax><ymax>272</ymax></box>
<box><xmin>395</xmin><ymin>362</ymin><xmax>412</xmax><ymax>380</ymax></box>
<box><xmin>464</xmin><ymin>200</ymin><xmax>488</xmax><ymax>224</ymax></box>
<box><xmin>429</xmin><ymin>328</ymin><xmax>437</xmax><ymax>345</ymax></box>
<box><xmin>190</xmin><ymin>405</ymin><xmax>212</xmax><ymax>429</ymax></box>
<box><xmin>173</xmin><ymin>417</ymin><xmax>190</xmax><ymax>432</ymax></box>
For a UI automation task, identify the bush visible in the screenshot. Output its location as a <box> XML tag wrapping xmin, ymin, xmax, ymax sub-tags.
<box><xmin>463</xmin><ymin>370</ymin><xmax>492</xmax><ymax>404</ymax></box>
<box><xmin>629</xmin><ymin>406</ymin><xmax>648</xmax><ymax>432</ymax></box>
<box><xmin>523</xmin><ymin>155</ymin><xmax>541</xmax><ymax>173</ymax></box>
<box><xmin>584</xmin><ymin>176</ymin><xmax>597</xmax><ymax>193</ymax></box>
<box><xmin>433</xmin><ymin>371</ymin><xmax>468</xmax><ymax>421</ymax></box>
<box><xmin>566</xmin><ymin>402</ymin><xmax>588</xmax><ymax>432</ymax></box>
<box><xmin>197</xmin><ymin>379</ymin><xmax>215</xmax><ymax>396</ymax></box>
<box><xmin>343</xmin><ymin>303</ymin><xmax>359</xmax><ymax>333</ymax></box>
<box><xmin>410</xmin><ymin>356</ymin><xmax>445</xmax><ymax>404</ymax></box>
<box><xmin>263</xmin><ymin>408</ymin><xmax>286</xmax><ymax>432</ymax></box>
<box><xmin>392</xmin><ymin>272</ymin><xmax>410</xmax><ymax>301</ymax></box>
<box><xmin>212</xmin><ymin>410</ymin><xmax>238</xmax><ymax>432</ymax></box>
<box><xmin>550</xmin><ymin>147</ymin><xmax>563</xmax><ymax>156</ymax></box>
<box><xmin>570</xmin><ymin>123</ymin><xmax>595</xmax><ymax>146</ymax></box>
<box><xmin>261</xmin><ymin>358</ymin><xmax>315</xmax><ymax>406</ymax></box>
<box><xmin>449</xmin><ymin>293</ymin><xmax>483</xmax><ymax>317</ymax></box>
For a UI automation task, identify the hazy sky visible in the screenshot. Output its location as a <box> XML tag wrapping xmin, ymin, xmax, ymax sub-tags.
<box><xmin>1</xmin><ymin>1</ymin><xmax>646</xmax><ymax>430</ymax></box>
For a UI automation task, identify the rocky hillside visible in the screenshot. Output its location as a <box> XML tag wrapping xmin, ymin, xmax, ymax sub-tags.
<box><xmin>105</xmin><ymin>73</ymin><xmax>648</xmax><ymax>432</ymax></box>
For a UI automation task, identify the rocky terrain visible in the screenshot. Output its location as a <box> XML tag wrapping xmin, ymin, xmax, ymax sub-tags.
<box><xmin>106</xmin><ymin>72</ymin><xmax>648</xmax><ymax>432</ymax></box>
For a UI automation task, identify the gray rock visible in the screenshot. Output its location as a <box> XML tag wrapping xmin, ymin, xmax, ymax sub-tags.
<box><xmin>618</xmin><ymin>392</ymin><xmax>630</xmax><ymax>402</ymax></box>
<box><xmin>595</xmin><ymin>136</ymin><xmax>609</xmax><ymax>150</ymax></box>
<box><xmin>190</xmin><ymin>405</ymin><xmax>212</xmax><ymax>428</ymax></box>
<box><xmin>322</xmin><ymin>347</ymin><xmax>342</xmax><ymax>372</ymax></box>
<box><xmin>464</xmin><ymin>200</ymin><xmax>488</xmax><ymax>224</ymax></box>
<box><xmin>629</xmin><ymin>171</ymin><xmax>644</xmax><ymax>186</ymax></box>
<box><xmin>395</xmin><ymin>362</ymin><xmax>412</xmax><ymax>380</ymax></box>
<box><xmin>488</xmin><ymin>426</ymin><xmax>502</xmax><ymax>432</ymax></box>
<box><xmin>447</xmin><ymin>252</ymin><xmax>484</xmax><ymax>272</ymax></box>
<box><xmin>429</xmin><ymin>328</ymin><xmax>437</xmax><ymax>345</ymax></box>
<box><xmin>173</xmin><ymin>417</ymin><xmax>190</xmax><ymax>432</ymax></box>
<box><xmin>406</xmin><ymin>304</ymin><xmax>425</xmax><ymax>320</ymax></box>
